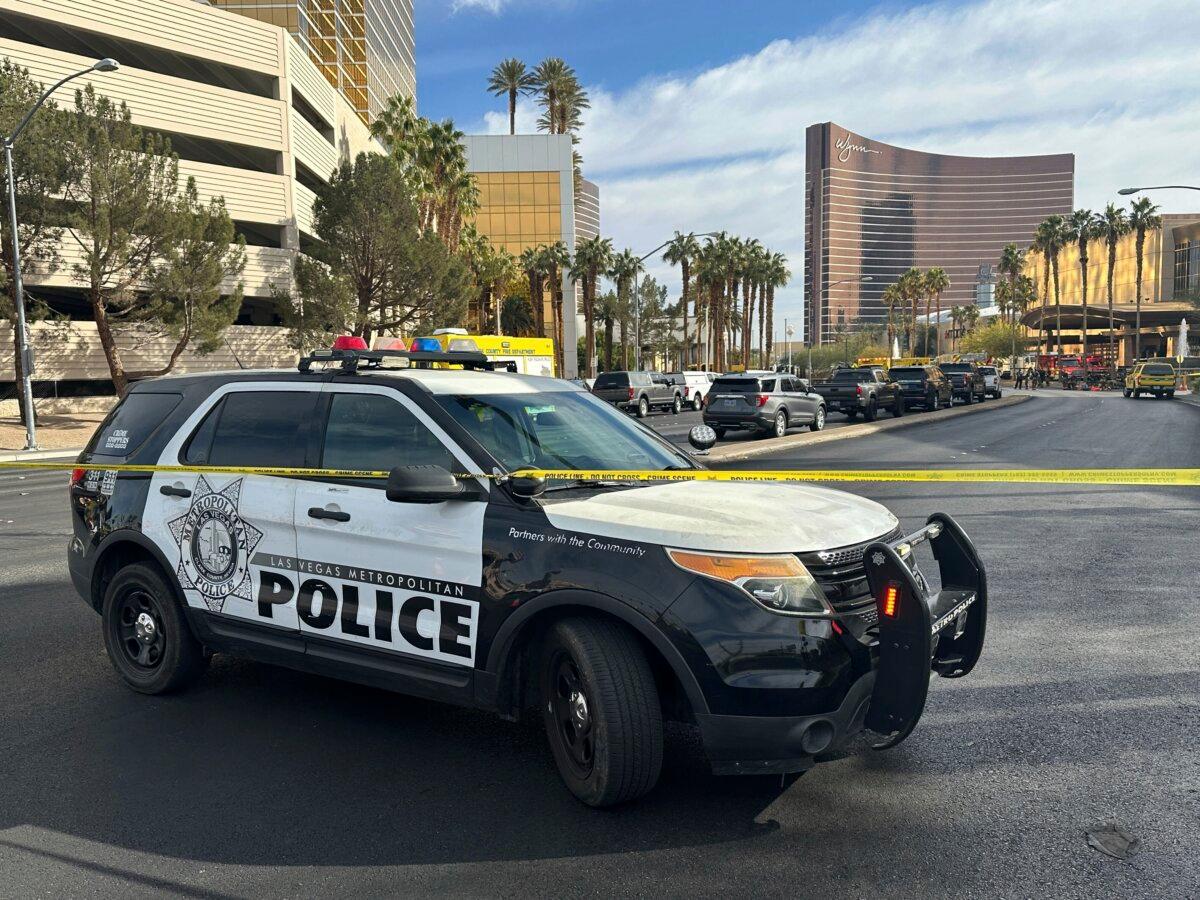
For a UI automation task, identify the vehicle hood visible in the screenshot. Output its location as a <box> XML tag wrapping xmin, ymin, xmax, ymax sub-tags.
<box><xmin>539</xmin><ymin>480</ymin><xmax>899</xmax><ymax>554</ymax></box>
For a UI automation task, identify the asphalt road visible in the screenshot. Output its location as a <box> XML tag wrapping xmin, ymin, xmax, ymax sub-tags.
<box><xmin>1</xmin><ymin>391</ymin><xmax>1197</xmax><ymax>897</ymax></box>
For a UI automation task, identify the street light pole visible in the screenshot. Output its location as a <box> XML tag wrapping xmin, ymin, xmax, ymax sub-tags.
<box><xmin>1118</xmin><ymin>185</ymin><xmax>1200</xmax><ymax>195</ymax></box>
<box><xmin>4</xmin><ymin>57</ymin><xmax>118</xmax><ymax>450</ymax></box>
<box><xmin>632</xmin><ymin>231</ymin><xmax>717</xmax><ymax>370</ymax></box>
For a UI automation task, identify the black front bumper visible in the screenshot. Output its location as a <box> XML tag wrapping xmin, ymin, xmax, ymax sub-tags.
<box><xmin>689</xmin><ymin>513</ymin><xmax>988</xmax><ymax>773</ymax></box>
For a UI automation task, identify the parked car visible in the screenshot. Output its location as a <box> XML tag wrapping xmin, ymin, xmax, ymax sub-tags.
<box><xmin>703</xmin><ymin>373</ymin><xmax>826</xmax><ymax>438</ymax></box>
<box><xmin>937</xmin><ymin>362</ymin><xmax>987</xmax><ymax>404</ymax></box>
<box><xmin>667</xmin><ymin>371</ymin><xmax>714</xmax><ymax>411</ymax></box>
<box><xmin>811</xmin><ymin>367</ymin><xmax>905</xmax><ymax>421</ymax></box>
<box><xmin>887</xmin><ymin>365</ymin><xmax>954</xmax><ymax>411</ymax></box>
<box><xmin>66</xmin><ymin>346</ymin><xmax>989</xmax><ymax>807</ymax></box>
<box><xmin>977</xmin><ymin>365</ymin><xmax>1002</xmax><ymax>399</ymax></box>
<box><xmin>1123</xmin><ymin>361</ymin><xmax>1177</xmax><ymax>399</ymax></box>
<box><xmin>591</xmin><ymin>371</ymin><xmax>682</xmax><ymax>417</ymax></box>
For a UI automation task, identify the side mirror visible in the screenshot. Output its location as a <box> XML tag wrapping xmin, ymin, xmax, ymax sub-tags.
<box><xmin>688</xmin><ymin>424</ymin><xmax>717</xmax><ymax>452</ymax></box>
<box><xmin>509</xmin><ymin>468</ymin><xmax>546</xmax><ymax>499</ymax></box>
<box><xmin>386</xmin><ymin>465</ymin><xmax>474</xmax><ymax>503</ymax></box>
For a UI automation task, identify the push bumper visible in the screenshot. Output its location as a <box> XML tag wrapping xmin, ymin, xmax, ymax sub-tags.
<box><xmin>695</xmin><ymin>512</ymin><xmax>987</xmax><ymax>773</ymax></box>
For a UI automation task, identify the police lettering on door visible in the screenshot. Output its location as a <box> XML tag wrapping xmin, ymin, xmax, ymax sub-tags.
<box><xmin>252</xmin><ymin>552</ymin><xmax>480</xmax><ymax>666</ymax></box>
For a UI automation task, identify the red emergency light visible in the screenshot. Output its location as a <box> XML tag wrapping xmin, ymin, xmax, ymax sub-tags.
<box><xmin>332</xmin><ymin>335</ymin><xmax>368</xmax><ymax>351</ymax></box>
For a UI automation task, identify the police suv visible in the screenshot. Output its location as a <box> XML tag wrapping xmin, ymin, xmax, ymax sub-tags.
<box><xmin>68</xmin><ymin>347</ymin><xmax>988</xmax><ymax>806</ymax></box>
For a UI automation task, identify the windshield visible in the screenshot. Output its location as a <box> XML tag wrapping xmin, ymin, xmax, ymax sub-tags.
<box><xmin>434</xmin><ymin>390</ymin><xmax>691</xmax><ymax>476</ymax></box>
<box><xmin>939</xmin><ymin>364</ymin><xmax>971</xmax><ymax>373</ymax></box>
<box><xmin>889</xmin><ymin>368</ymin><xmax>925</xmax><ymax>379</ymax></box>
<box><xmin>831</xmin><ymin>370</ymin><xmax>871</xmax><ymax>382</ymax></box>
<box><xmin>1143</xmin><ymin>364</ymin><xmax>1175</xmax><ymax>375</ymax></box>
<box><xmin>979</xmin><ymin>366</ymin><xmax>997</xmax><ymax>375</ymax></box>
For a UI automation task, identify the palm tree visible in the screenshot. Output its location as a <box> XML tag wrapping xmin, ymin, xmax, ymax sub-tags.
<box><xmin>1066</xmin><ymin>209</ymin><xmax>1099</xmax><ymax>367</ymax></box>
<box><xmin>595</xmin><ymin>290</ymin><xmax>620</xmax><ymax>370</ymax></box>
<box><xmin>487</xmin><ymin>58</ymin><xmax>536</xmax><ymax>135</ymax></box>
<box><xmin>998</xmin><ymin>242</ymin><xmax>1025</xmax><ymax>330</ymax></box>
<box><xmin>607</xmin><ymin>248</ymin><xmax>643</xmax><ymax>368</ymax></box>
<box><xmin>1097</xmin><ymin>203</ymin><xmax>1130</xmax><ymax>363</ymax></box>
<box><xmin>764</xmin><ymin>252</ymin><xmax>790</xmax><ymax>367</ymax></box>
<box><xmin>531</xmin><ymin>58</ymin><xmax>588</xmax><ymax>136</ymax></box>
<box><xmin>897</xmin><ymin>267</ymin><xmax>923</xmax><ymax>351</ymax></box>
<box><xmin>539</xmin><ymin>241</ymin><xmax>572</xmax><ymax>375</ymax></box>
<box><xmin>519</xmin><ymin>246</ymin><xmax>547</xmax><ymax>336</ymax></box>
<box><xmin>1128</xmin><ymin>197</ymin><xmax>1162</xmax><ymax>362</ymax></box>
<box><xmin>484</xmin><ymin>248</ymin><xmax>518</xmax><ymax>333</ymax></box>
<box><xmin>739</xmin><ymin>239</ymin><xmax>763</xmax><ymax>368</ymax></box>
<box><xmin>1032</xmin><ymin>218</ymin><xmax>1059</xmax><ymax>355</ymax></box>
<box><xmin>882</xmin><ymin>282</ymin><xmax>903</xmax><ymax>357</ymax></box>
<box><xmin>1038</xmin><ymin>214</ymin><xmax>1068</xmax><ymax>353</ymax></box>
<box><xmin>663</xmin><ymin>232</ymin><xmax>699</xmax><ymax>367</ymax></box>
<box><xmin>570</xmin><ymin>235</ymin><xmax>614</xmax><ymax>377</ymax></box>
<box><xmin>694</xmin><ymin>237</ymin><xmax>726</xmax><ymax>370</ymax></box>
<box><xmin>924</xmin><ymin>267</ymin><xmax>950</xmax><ymax>357</ymax></box>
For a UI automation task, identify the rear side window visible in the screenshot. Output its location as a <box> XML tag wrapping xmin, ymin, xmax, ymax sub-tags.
<box><xmin>88</xmin><ymin>392</ymin><xmax>182</xmax><ymax>458</ymax></box>
<box><xmin>593</xmin><ymin>373</ymin><xmax>628</xmax><ymax>389</ymax></box>
<box><xmin>321</xmin><ymin>393</ymin><xmax>455</xmax><ymax>474</ymax></box>
<box><xmin>185</xmin><ymin>391</ymin><xmax>315</xmax><ymax>468</ymax></box>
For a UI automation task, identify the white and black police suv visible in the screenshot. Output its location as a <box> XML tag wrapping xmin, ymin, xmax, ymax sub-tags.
<box><xmin>68</xmin><ymin>346</ymin><xmax>988</xmax><ymax>806</ymax></box>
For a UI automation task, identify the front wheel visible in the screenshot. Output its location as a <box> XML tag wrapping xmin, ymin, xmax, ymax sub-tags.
<box><xmin>540</xmin><ymin>618</ymin><xmax>663</xmax><ymax>807</ymax></box>
<box><xmin>810</xmin><ymin>405</ymin><xmax>826</xmax><ymax>431</ymax></box>
<box><xmin>671</xmin><ymin>395</ymin><xmax>682</xmax><ymax>415</ymax></box>
<box><xmin>713</xmin><ymin>426</ymin><xmax>726</xmax><ymax>439</ymax></box>
<box><xmin>1123</xmin><ymin>388</ymin><xmax>1132</xmax><ymax>398</ymax></box>
<box><xmin>929</xmin><ymin>392</ymin><xmax>940</xmax><ymax>411</ymax></box>
<box><xmin>102</xmin><ymin>563</ymin><xmax>207</xmax><ymax>695</ymax></box>
<box><xmin>692</xmin><ymin>395</ymin><xmax>703</xmax><ymax>411</ymax></box>
<box><xmin>636</xmin><ymin>396</ymin><xmax>649</xmax><ymax>418</ymax></box>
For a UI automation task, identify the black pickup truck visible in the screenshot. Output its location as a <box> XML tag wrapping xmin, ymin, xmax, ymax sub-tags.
<box><xmin>812</xmin><ymin>367</ymin><xmax>905</xmax><ymax>420</ymax></box>
<box><xmin>937</xmin><ymin>362</ymin><xmax>987</xmax><ymax>404</ymax></box>
<box><xmin>591</xmin><ymin>371</ymin><xmax>682</xmax><ymax>417</ymax></box>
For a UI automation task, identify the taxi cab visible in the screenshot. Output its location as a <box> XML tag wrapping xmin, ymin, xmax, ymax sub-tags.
<box><xmin>66</xmin><ymin>346</ymin><xmax>988</xmax><ymax>806</ymax></box>
<box><xmin>1123</xmin><ymin>361</ymin><xmax>1176</xmax><ymax>399</ymax></box>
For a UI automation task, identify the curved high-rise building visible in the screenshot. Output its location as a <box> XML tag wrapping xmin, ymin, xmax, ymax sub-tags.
<box><xmin>804</xmin><ymin>122</ymin><xmax>1073</xmax><ymax>344</ymax></box>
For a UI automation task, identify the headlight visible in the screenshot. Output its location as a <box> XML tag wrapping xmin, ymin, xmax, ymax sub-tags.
<box><xmin>667</xmin><ymin>549</ymin><xmax>832</xmax><ymax>617</ymax></box>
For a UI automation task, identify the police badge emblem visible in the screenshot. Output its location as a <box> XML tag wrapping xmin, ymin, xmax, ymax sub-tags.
<box><xmin>168</xmin><ymin>476</ymin><xmax>263</xmax><ymax>613</ymax></box>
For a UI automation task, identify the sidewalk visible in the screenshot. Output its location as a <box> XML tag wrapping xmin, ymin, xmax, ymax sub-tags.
<box><xmin>0</xmin><ymin>412</ymin><xmax>105</xmax><ymax>460</ymax></box>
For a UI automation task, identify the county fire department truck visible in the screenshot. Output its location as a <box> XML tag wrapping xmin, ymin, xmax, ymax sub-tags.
<box><xmin>67</xmin><ymin>346</ymin><xmax>988</xmax><ymax>806</ymax></box>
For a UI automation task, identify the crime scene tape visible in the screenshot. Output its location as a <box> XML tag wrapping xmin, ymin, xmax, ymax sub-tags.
<box><xmin>1</xmin><ymin>461</ymin><xmax>1198</xmax><ymax>486</ymax></box>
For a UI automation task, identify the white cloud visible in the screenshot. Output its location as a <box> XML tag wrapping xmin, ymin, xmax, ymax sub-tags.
<box><xmin>451</xmin><ymin>0</ymin><xmax>505</xmax><ymax>12</ymax></box>
<box><xmin>559</xmin><ymin>0</ymin><xmax>1200</xmax><ymax>336</ymax></box>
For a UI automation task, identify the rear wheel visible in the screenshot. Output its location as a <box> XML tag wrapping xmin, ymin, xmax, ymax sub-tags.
<box><xmin>713</xmin><ymin>427</ymin><xmax>726</xmax><ymax>439</ymax></box>
<box><xmin>929</xmin><ymin>392</ymin><xmax>940</xmax><ymax>411</ymax></box>
<box><xmin>1123</xmin><ymin>388</ymin><xmax>1132</xmax><ymax>398</ymax></box>
<box><xmin>845</xmin><ymin>409</ymin><xmax>858</xmax><ymax>421</ymax></box>
<box><xmin>863</xmin><ymin>398</ymin><xmax>878</xmax><ymax>422</ymax></box>
<box><xmin>772</xmin><ymin>409</ymin><xmax>788</xmax><ymax>438</ymax></box>
<box><xmin>692</xmin><ymin>394</ymin><xmax>703</xmax><ymax>411</ymax></box>
<box><xmin>636</xmin><ymin>396</ymin><xmax>649</xmax><ymax>418</ymax></box>
<box><xmin>962</xmin><ymin>391</ymin><xmax>973</xmax><ymax>405</ymax></box>
<box><xmin>540</xmin><ymin>618</ymin><xmax>663</xmax><ymax>807</ymax></box>
<box><xmin>102</xmin><ymin>563</ymin><xmax>207</xmax><ymax>695</ymax></box>
<box><xmin>810</xmin><ymin>405</ymin><xmax>826</xmax><ymax>431</ymax></box>
<box><xmin>892</xmin><ymin>395</ymin><xmax>905</xmax><ymax>418</ymax></box>
<box><xmin>1167</xmin><ymin>390</ymin><xmax>1176</xmax><ymax>399</ymax></box>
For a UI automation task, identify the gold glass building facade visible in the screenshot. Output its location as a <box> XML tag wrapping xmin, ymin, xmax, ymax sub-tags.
<box><xmin>211</xmin><ymin>0</ymin><xmax>415</xmax><ymax>122</ymax></box>
<box><xmin>472</xmin><ymin>171</ymin><xmax>564</xmax><ymax>254</ymax></box>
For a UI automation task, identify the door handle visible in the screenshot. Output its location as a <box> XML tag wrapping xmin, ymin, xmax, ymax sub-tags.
<box><xmin>308</xmin><ymin>506</ymin><xmax>350</xmax><ymax>522</ymax></box>
<box><xmin>160</xmin><ymin>484</ymin><xmax>192</xmax><ymax>498</ymax></box>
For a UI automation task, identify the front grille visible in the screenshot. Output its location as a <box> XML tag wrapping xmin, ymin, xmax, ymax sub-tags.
<box><xmin>800</xmin><ymin>529</ymin><xmax>900</xmax><ymax>636</ymax></box>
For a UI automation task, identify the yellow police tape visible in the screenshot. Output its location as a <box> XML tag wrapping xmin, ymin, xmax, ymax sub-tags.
<box><xmin>1</xmin><ymin>460</ymin><xmax>1198</xmax><ymax>486</ymax></box>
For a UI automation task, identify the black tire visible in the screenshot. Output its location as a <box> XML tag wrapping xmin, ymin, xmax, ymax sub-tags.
<box><xmin>636</xmin><ymin>396</ymin><xmax>649</xmax><ymax>418</ymax></box>
<box><xmin>1133</xmin><ymin>390</ymin><xmax>1141</xmax><ymax>399</ymax></box>
<box><xmin>845</xmin><ymin>409</ymin><xmax>858</xmax><ymax>421</ymax></box>
<box><xmin>962</xmin><ymin>391</ymin><xmax>973</xmax><ymax>405</ymax></box>
<box><xmin>713</xmin><ymin>427</ymin><xmax>726</xmax><ymax>439</ymax></box>
<box><xmin>1167</xmin><ymin>391</ymin><xmax>1175</xmax><ymax>399</ymax></box>
<box><xmin>772</xmin><ymin>409</ymin><xmax>788</xmax><ymax>438</ymax></box>
<box><xmin>863</xmin><ymin>398</ymin><xmax>878</xmax><ymax>422</ymax></box>
<box><xmin>995</xmin><ymin>389</ymin><xmax>1002</xmax><ymax>399</ymax></box>
<box><xmin>928</xmin><ymin>392</ymin><xmax>940</xmax><ymax>411</ymax></box>
<box><xmin>102</xmin><ymin>562</ymin><xmax>207</xmax><ymax>695</ymax></box>
<box><xmin>810</xmin><ymin>405</ymin><xmax>826</xmax><ymax>432</ymax></box>
<box><xmin>1123</xmin><ymin>388</ymin><xmax>1132</xmax><ymax>398</ymax></box>
<box><xmin>892</xmin><ymin>394</ymin><xmax>905</xmax><ymax>418</ymax></box>
<box><xmin>540</xmin><ymin>617</ymin><xmax>663</xmax><ymax>807</ymax></box>
<box><xmin>671</xmin><ymin>394</ymin><xmax>682</xmax><ymax>415</ymax></box>
<box><xmin>692</xmin><ymin>395</ymin><xmax>703</xmax><ymax>411</ymax></box>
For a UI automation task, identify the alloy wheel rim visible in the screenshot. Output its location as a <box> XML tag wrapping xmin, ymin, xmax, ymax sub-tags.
<box><xmin>550</xmin><ymin>652</ymin><xmax>594</xmax><ymax>777</ymax></box>
<box><xmin>117</xmin><ymin>589</ymin><xmax>166</xmax><ymax>669</ymax></box>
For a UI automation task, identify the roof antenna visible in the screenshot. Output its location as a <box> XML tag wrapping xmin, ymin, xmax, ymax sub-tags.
<box><xmin>224</xmin><ymin>336</ymin><xmax>247</xmax><ymax>370</ymax></box>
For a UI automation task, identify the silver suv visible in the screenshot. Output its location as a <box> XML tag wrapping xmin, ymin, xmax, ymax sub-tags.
<box><xmin>702</xmin><ymin>373</ymin><xmax>826</xmax><ymax>439</ymax></box>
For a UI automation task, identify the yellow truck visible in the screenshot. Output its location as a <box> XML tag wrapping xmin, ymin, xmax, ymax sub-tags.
<box><xmin>424</xmin><ymin>329</ymin><xmax>557</xmax><ymax>377</ymax></box>
<box><xmin>1123</xmin><ymin>361</ymin><xmax>1176</xmax><ymax>399</ymax></box>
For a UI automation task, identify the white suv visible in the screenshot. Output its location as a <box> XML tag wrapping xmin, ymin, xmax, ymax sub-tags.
<box><xmin>667</xmin><ymin>371</ymin><xmax>715</xmax><ymax>410</ymax></box>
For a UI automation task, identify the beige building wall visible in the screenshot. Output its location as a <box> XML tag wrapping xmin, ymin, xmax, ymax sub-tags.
<box><xmin>0</xmin><ymin>0</ymin><xmax>385</xmax><ymax>385</ymax></box>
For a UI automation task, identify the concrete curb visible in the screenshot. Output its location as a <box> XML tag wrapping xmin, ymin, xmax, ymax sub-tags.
<box><xmin>0</xmin><ymin>447</ymin><xmax>82</xmax><ymax>464</ymax></box>
<box><xmin>707</xmin><ymin>394</ymin><xmax>1033</xmax><ymax>463</ymax></box>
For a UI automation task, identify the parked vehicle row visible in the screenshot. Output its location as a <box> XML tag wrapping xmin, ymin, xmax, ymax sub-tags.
<box><xmin>591</xmin><ymin>361</ymin><xmax>1003</xmax><ymax>442</ymax></box>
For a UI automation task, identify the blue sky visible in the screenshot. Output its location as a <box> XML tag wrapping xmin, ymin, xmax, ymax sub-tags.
<box><xmin>414</xmin><ymin>0</ymin><xmax>1200</xmax><ymax>336</ymax></box>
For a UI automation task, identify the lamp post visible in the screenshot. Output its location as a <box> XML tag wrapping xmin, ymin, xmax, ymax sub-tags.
<box><xmin>1118</xmin><ymin>185</ymin><xmax>1200</xmax><ymax>195</ymax></box>
<box><xmin>5</xmin><ymin>57</ymin><xmax>119</xmax><ymax>450</ymax></box>
<box><xmin>633</xmin><ymin>231</ymin><xmax>719</xmax><ymax>370</ymax></box>
<box><xmin>808</xmin><ymin>274</ymin><xmax>873</xmax><ymax>374</ymax></box>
